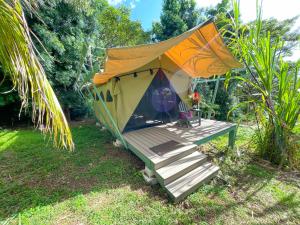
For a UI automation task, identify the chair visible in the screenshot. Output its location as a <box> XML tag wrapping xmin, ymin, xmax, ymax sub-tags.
<box><xmin>178</xmin><ymin>101</ymin><xmax>195</xmax><ymax>127</ymax></box>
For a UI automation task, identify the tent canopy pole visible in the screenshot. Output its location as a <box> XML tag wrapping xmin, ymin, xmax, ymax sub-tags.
<box><xmin>92</xmin><ymin>84</ymin><xmax>128</xmax><ymax>148</ymax></box>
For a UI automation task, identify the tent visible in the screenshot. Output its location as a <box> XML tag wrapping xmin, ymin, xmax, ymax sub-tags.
<box><xmin>92</xmin><ymin>20</ymin><xmax>242</xmax><ymax>137</ymax></box>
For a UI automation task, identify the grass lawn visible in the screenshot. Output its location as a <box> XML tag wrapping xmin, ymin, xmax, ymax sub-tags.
<box><xmin>0</xmin><ymin>122</ymin><xmax>299</xmax><ymax>224</ymax></box>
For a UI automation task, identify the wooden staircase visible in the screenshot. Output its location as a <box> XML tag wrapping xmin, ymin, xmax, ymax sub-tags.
<box><xmin>152</xmin><ymin>147</ymin><xmax>219</xmax><ymax>202</ymax></box>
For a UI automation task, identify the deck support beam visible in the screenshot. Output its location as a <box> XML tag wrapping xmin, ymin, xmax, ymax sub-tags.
<box><xmin>142</xmin><ymin>166</ymin><xmax>157</xmax><ymax>185</ymax></box>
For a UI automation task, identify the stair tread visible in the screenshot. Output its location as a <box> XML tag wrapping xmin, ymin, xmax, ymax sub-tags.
<box><xmin>165</xmin><ymin>162</ymin><xmax>219</xmax><ymax>199</ymax></box>
<box><xmin>152</xmin><ymin>144</ymin><xmax>197</xmax><ymax>165</ymax></box>
<box><xmin>156</xmin><ymin>151</ymin><xmax>207</xmax><ymax>180</ymax></box>
<box><xmin>153</xmin><ymin>144</ymin><xmax>197</xmax><ymax>169</ymax></box>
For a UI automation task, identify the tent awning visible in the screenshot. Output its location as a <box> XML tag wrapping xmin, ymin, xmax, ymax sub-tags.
<box><xmin>93</xmin><ymin>20</ymin><xmax>242</xmax><ymax>85</ymax></box>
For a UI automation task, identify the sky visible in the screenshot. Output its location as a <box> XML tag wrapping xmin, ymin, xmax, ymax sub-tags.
<box><xmin>107</xmin><ymin>0</ymin><xmax>300</xmax><ymax>60</ymax></box>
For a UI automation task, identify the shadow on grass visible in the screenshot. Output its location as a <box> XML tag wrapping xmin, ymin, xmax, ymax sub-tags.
<box><xmin>186</xmin><ymin>157</ymin><xmax>300</xmax><ymax>224</ymax></box>
<box><xmin>0</xmin><ymin>125</ymin><xmax>166</xmax><ymax>221</ymax></box>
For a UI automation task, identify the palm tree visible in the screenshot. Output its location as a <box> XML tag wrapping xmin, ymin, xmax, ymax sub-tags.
<box><xmin>0</xmin><ymin>0</ymin><xmax>74</xmax><ymax>149</ymax></box>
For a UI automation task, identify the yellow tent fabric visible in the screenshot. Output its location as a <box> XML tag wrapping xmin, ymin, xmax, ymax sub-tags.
<box><xmin>94</xmin><ymin>65</ymin><xmax>191</xmax><ymax>132</ymax></box>
<box><xmin>93</xmin><ymin>20</ymin><xmax>241</xmax><ymax>85</ymax></box>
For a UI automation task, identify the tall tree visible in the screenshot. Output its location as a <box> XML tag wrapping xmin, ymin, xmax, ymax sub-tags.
<box><xmin>75</xmin><ymin>3</ymin><xmax>150</xmax><ymax>91</ymax></box>
<box><xmin>152</xmin><ymin>0</ymin><xmax>199</xmax><ymax>41</ymax></box>
<box><xmin>26</xmin><ymin>0</ymin><xmax>105</xmax><ymax>120</ymax></box>
<box><xmin>255</xmin><ymin>17</ymin><xmax>300</xmax><ymax>57</ymax></box>
<box><xmin>98</xmin><ymin>5</ymin><xmax>150</xmax><ymax>48</ymax></box>
<box><xmin>205</xmin><ymin>0</ymin><xmax>231</xmax><ymax>19</ymax></box>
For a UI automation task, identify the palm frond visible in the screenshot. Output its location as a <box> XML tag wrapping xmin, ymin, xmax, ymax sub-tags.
<box><xmin>0</xmin><ymin>0</ymin><xmax>74</xmax><ymax>150</ymax></box>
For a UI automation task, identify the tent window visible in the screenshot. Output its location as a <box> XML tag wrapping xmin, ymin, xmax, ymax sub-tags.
<box><xmin>94</xmin><ymin>93</ymin><xmax>99</xmax><ymax>101</ymax></box>
<box><xmin>106</xmin><ymin>90</ymin><xmax>113</xmax><ymax>102</ymax></box>
<box><xmin>100</xmin><ymin>91</ymin><xmax>105</xmax><ymax>101</ymax></box>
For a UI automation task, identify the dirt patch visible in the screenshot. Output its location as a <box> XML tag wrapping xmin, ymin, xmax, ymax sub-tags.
<box><xmin>253</xmin><ymin>158</ymin><xmax>300</xmax><ymax>187</ymax></box>
<box><xmin>101</xmin><ymin>143</ymin><xmax>144</xmax><ymax>170</ymax></box>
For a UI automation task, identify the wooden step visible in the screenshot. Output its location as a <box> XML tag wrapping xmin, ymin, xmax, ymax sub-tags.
<box><xmin>155</xmin><ymin>151</ymin><xmax>207</xmax><ymax>185</ymax></box>
<box><xmin>154</xmin><ymin>144</ymin><xmax>197</xmax><ymax>169</ymax></box>
<box><xmin>165</xmin><ymin>162</ymin><xmax>219</xmax><ymax>202</ymax></box>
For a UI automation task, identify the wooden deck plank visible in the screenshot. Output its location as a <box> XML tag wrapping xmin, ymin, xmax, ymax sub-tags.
<box><xmin>159</xmin><ymin>120</ymin><xmax>233</xmax><ymax>143</ymax></box>
<box><xmin>125</xmin><ymin>131</ymin><xmax>159</xmax><ymax>148</ymax></box>
<box><xmin>123</xmin><ymin>119</ymin><xmax>236</xmax><ymax>167</ymax></box>
<box><xmin>123</xmin><ymin>133</ymin><xmax>155</xmax><ymax>158</ymax></box>
<box><xmin>124</xmin><ymin>126</ymin><xmax>174</xmax><ymax>145</ymax></box>
<box><xmin>134</xmin><ymin>128</ymin><xmax>172</xmax><ymax>146</ymax></box>
<box><xmin>150</xmin><ymin>127</ymin><xmax>191</xmax><ymax>143</ymax></box>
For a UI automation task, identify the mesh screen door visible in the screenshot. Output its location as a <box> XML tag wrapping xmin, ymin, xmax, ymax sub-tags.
<box><xmin>123</xmin><ymin>69</ymin><xmax>181</xmax><ymax>132</ymax></box>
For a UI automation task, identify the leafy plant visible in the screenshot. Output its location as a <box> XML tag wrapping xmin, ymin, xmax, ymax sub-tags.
<box><xmin>223</xmin><ymin>0</ymin><xmax>300</xmax><ymax>168</ymax></box>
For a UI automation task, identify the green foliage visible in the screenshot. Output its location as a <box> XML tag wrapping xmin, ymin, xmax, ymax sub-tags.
<box><xmin>224</xmin><ymin>0</ymin><xmax>300</xmax><ymax>168</ymax></box>
<box><xmin>24</xmin><ymin>0</ymin><xmax>149</xmax><ymax>120</ymax></box>
<box><xmin>0</xmin><ymin>72</ymin><xmax>23</xmax><ymax>125</ymax></box>
<box><xmin>98</xmin><ymin>5</ymin><xmax>150</xmax><ymax>48</ymax></box>
<box><xmin>250</xmin><ymin>17</ymin><xmax>300</xmax><ymax>57</ymax></box>
<box><xmin>205</xmin><ymin>0</ymin><xmax>231</xmax><ymax>17</ymax></box>
<box><xmin>27</xmin><ymin>1</ymin><xmax>99</xmax><ymax>116</ymax></box>
<box><xmin>152</xmin><ymin>0</ymin><xmax>199</xmax><ymax>41</ymax></box>
<box><xmin>214</xmin><ymin>82</ymin><xmax>234</xmax><ymax>120</ymax></box>
<box><xmin>0</xmin><ymin>74</ymin><xmax>19</xmax><ymax>107</ymax></box>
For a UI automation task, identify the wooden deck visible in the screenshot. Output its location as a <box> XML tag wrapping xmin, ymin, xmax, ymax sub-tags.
<box><xmin>122</xmin><ymin>119</ymin><xmax>236</xmax><ymax>202</ymax></box>
<box><xmin>123</xmin><ymin>119</ymin><xmax>236</xmax><ymax>169</ymax></box>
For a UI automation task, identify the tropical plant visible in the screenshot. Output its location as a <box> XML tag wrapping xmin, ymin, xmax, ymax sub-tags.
<box><xmin>0</xmin><ymin>0</ymin><xmax>73</xmax><ymax>149</ymax></box>
<box><xmin>224</xmin><ymin>0</ymin><xmax>300</xmax><ymax>167</ymax></box>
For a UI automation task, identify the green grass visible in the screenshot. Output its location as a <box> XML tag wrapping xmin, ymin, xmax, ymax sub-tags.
<box><xmin>0</xmin><ymin>124</ymin><xmax>299</xmax><ymax>224</ymax></box>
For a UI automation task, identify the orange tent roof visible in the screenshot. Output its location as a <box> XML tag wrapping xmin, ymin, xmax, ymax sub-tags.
<box><xmin>93</xmin><ymin>20</ymin><xmax>242</xmax><ymax>85</ymax></box>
